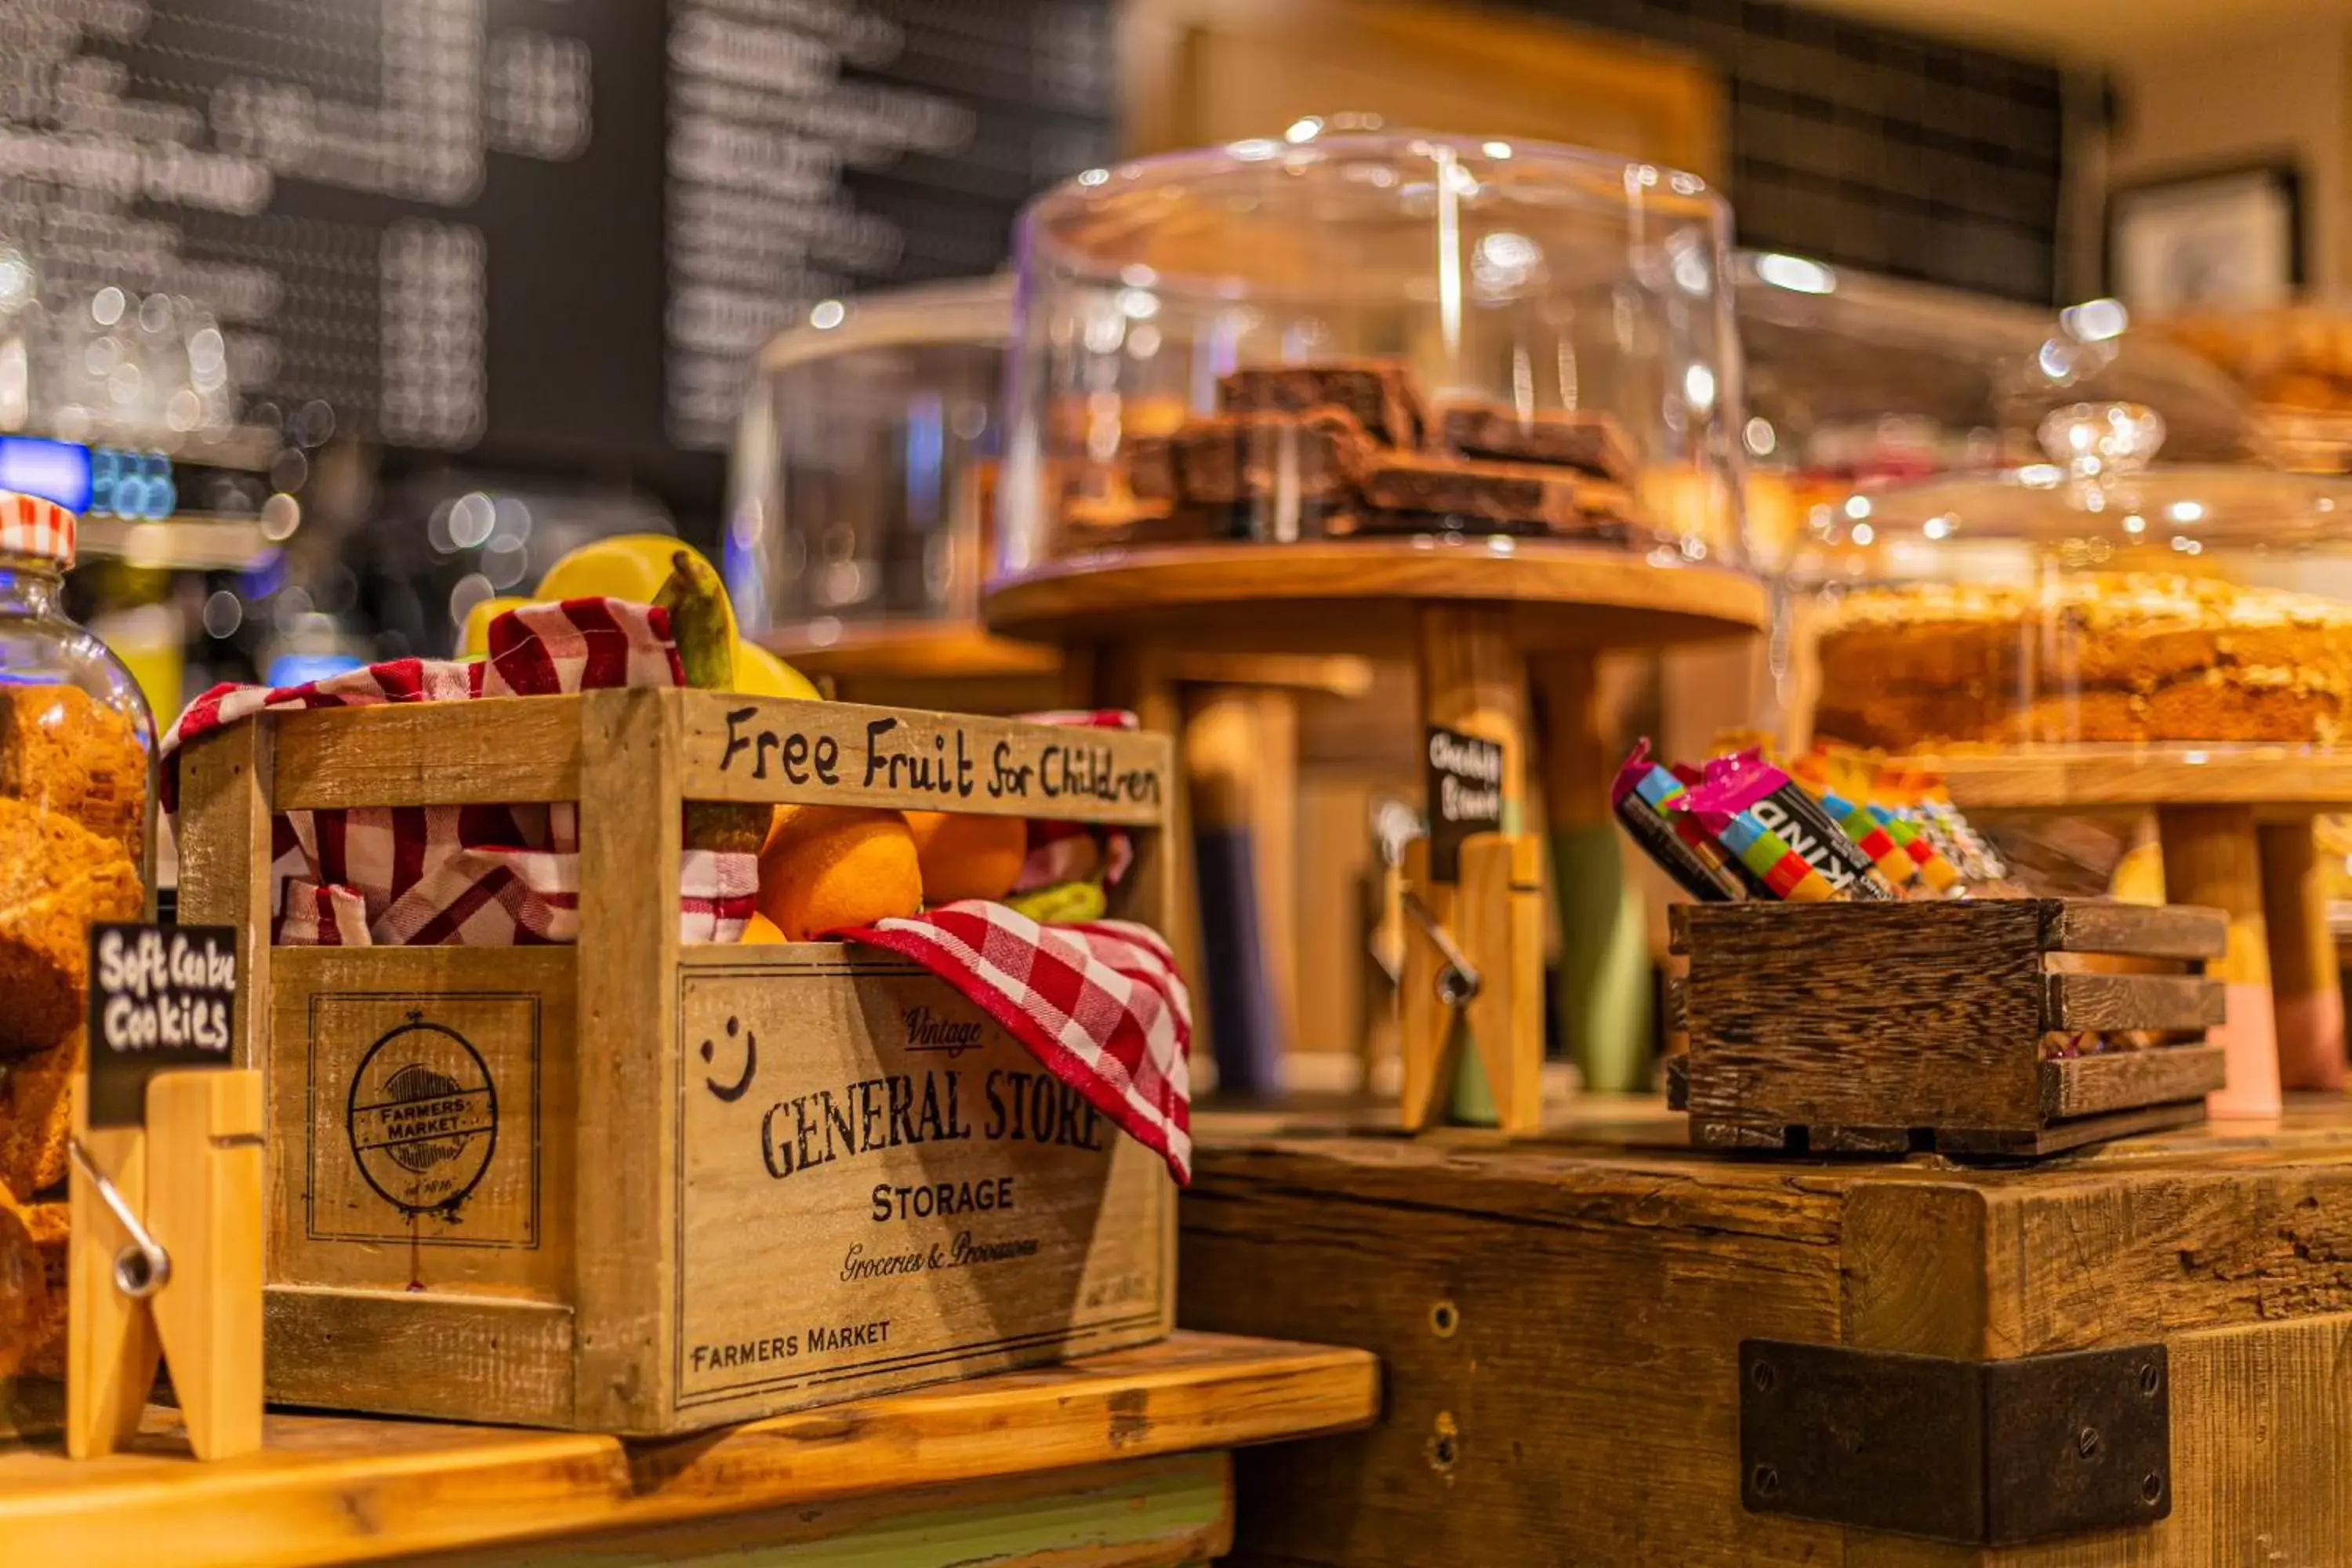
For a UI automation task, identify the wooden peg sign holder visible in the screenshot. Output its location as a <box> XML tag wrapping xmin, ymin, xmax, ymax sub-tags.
<box><xmin>67</xmin><ymin>923</ymin><xmax>263</xmax><ymax>1461</ymax></box>
<box><xmin>1399</xmin><ymin>605</ymin><xmax>1545</xmax><ymax>1134</ymax></box>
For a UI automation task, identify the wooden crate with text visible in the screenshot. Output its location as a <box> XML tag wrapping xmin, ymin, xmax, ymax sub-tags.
<box><xmin>173</xmin><ymin>688</ymin><xmax>1177</xmax><ymax>1435</ymax></box>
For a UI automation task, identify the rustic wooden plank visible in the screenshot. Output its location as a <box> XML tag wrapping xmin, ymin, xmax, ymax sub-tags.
<box><xmin>1181</xmin><ymin>1131</ymin><xmax>1849</xmax><ymax>1567</ymax></box>
<box><xmin>1690</xmin><ymin>1119</ymin><xmax>1793</xmax><ymax>1150</ymax></box>
<box><xmin>1935</xmin><ymin>1099</ymin><xmax>2209</xmax><ymax>1158</ymax></box>
<box><xmin>423</xmin><ymin>1453</ymin><xmax>1232</xmax><ymax>1568</ymax></box>
<box><xmin>0</xmin><ymin>1333</ymin><xmax>1364</xmax><ymax>1567</ymax></box>
<box><xmin>1811</xmin><ymin>1124</ymin><xmax>1914</xmax><ymax>1154</ymax></box>
<box><xmin>1985</xmin><ymin>1315</ymin><xmax>2352</xmax><ymax>1568</ymax></box>
<box><xmin>2042</xmin><ymin>974</ymin><xmax>2227</xmax><ymax>1033</ymax></box>
<box><xmin>174</xmin><ymin>717</ymin><xmax>273</xmax><ymax>1067</ymax></box>
<box><xmin>2041</xmin><ymin>1047</ymin><xmax>2230</xmax><ymax>1121</ymax></box>
<box><xmin>676</xmin><ymin>689</ymin><xmax>1171</xmax><ymax>825</ymax></box>
<box><xmin>1681</xmin><ymin>900</ymin><xmax>2048</xmax><ymax>1132</ymax></box>
<box><xmin>2040</xmin><ymin>901</ymin><xmax>2227</xmax><ymax>961</ymax></box>
<box><xmin>573</xmin><ymin>687</ymin><xmax>681</xmax><ymax>1433</ymax></box>
<box><xmin>264</xmin><ymin>1287</ymin><xmax>576</xmax><ymax>1428</ymax></box>
<box><xmin>272</xmin><ymin>697</ymin><xmax>583</xmax><ymax>808</ymax></box>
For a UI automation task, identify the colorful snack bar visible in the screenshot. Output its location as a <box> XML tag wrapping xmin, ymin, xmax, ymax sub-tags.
<box><xmin>1687</xmin><ymin>750</ymin><xmax>1898</xmax><ymax>901</ymax></box>
<box><xmin>1702</xmin><ymin>808</ymin><xmax>1839</xmax><ymax>902</ymax></box>
<box><xmin>1610</xmin><ymin>740</ymin><xmax>1745</xmax><ymax>902</ymax></box>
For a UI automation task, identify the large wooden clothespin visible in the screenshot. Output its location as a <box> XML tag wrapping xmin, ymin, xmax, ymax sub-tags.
<box><xmin>68</xmin><ymin>920</ymin><xmax>263</xmax><ymax>1461</ymax></box>
<box><xmin>1398</xmin><ymin>833</ymin><xmax>1544</xmax><ymax>1134</ymax></box>
<box><xmin>1405</xmin><ymin>605</ymin><xmax>1545</xmax><ymax>1134</ymax></box>
<box><xmin>67</xmin><ymin>1069</ymin><xmax>264</xmax><ymax>1460</ymax></box>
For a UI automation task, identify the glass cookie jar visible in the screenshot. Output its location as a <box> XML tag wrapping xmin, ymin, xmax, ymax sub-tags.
<box><xmin>0</xmin><ymin>487</ymin><xmax>155</xmax><ymax>1068</ymax></box>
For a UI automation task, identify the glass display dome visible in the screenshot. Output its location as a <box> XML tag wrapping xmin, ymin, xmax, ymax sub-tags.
<box><xmin>1796</xmin><ymin>394</ymin><xmax>2352</xmax><ymax>754</ymax></box>
<box><xmin>994</xmin><ymin>129</ymin><xmax>1748</xmax><ymax>577</ymax></box>
<box><xmin>726</xmin><ymin>277</ymin><xmax>1011</xmax><ymax>641</ymax></box>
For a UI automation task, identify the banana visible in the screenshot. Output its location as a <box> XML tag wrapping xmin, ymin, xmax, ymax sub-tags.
<box><xmin>655</xmin><ymin>550</ymin><xmax>769</xmax><ymax>857</ymax></box>
<box><xmin>1006</xmin><ymin>880</ymin><xmax>1107</xmax><ymax>924</ymax></box>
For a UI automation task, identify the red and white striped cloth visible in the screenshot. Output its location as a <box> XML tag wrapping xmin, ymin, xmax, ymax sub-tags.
<box><xmin>162</xmin><ymin>597</ymin><xmax>758</xmax><ymax>945</ymax></box>
<box><xmin>162</xmin><ymin>602</ymin><xmax>1193</xmax><ymax>1181</ymax></box>
<box><xmin>848</xmin><ymin>901</ymin><xmax>1192</xmax><ymax>1183</ymax></box>
<box><xmin>0</xmin><ymin>488</ymin><xmax>76</xmax><ymax>564</ymax></box>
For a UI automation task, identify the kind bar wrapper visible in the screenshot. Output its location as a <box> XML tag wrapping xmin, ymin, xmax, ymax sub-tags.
<box><xmin>1611</xmin><ymin>740</ymin><xmax>1744</xmax><ymax>902</ymax></box>
<box><xmin>1861</xmin><ymin>802</ymin><xmax>1964</xmax><ymax>893</ymax></box>
<box><xmin>1700</xmin><ymin>808</ymin><xmax>1838</xmax><ymax>902</ymax></box>
<box><xmin>1690</xmin><ymin>750</ymin><xmax>1896</xmax><ymax>901</ymax></box>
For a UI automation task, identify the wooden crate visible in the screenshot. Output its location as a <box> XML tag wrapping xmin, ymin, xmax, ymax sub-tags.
<box><xmin>1182</xmin><ymin>1105</ymin><xmax>2352</xmax><ymax>1566</ymax></box>
<box><xmin>1668</xmin><ymin>899</ymin><xmax>2230</xmax><ymax>1157</ymax></box>
<box><xmin>172</xmin><ymin>688</ymin><xmax>1178</xmax><ymax>1435</ymax></box>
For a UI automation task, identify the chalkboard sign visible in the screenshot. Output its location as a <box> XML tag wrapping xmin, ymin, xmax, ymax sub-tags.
<box><xmin>1424</xmin><ymin>726</ymin><xmax>1504</xmax><ymax>884</ymax></box>
<box><xmin>0</xmin><ymin>0</ymin><xmax>1113</xmax><ymax>502</ymax></box>
<box><xmin>85</xmin><ymin>923</ymin><xmax>240</xmax><ymax>1128</ymax></box>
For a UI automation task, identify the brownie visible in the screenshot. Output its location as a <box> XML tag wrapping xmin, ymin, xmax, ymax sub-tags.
<box><xmin>1126</xmin><ymin>435</ymin><xmax>1178</xmax><ymax>503</ymax></box>
<box><xmin>1431</xmin><ymin>399</ymin><xmax>1639</xmax><ymax>485</ymax></box>
<box><xmin>1168</xmin><ymin>409</ymin><xmax>1374</xmax><ymax>506</ymax></box>
<box><xmin>1217</xmin><ymin>361</ymin><xmax>1426</xmax><ymax>449</ymax></box>
<box><xmin>1359</xmin><ymin>453</ymin><xmax>1628</xmax><ymax>532</ymax></box>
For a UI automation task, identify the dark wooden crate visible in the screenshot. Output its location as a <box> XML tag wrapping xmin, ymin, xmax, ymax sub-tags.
<box><xmin>1667</xmin><ymin>899</ymin><xmax>2228</xmax><ymax>1158</ymax></box>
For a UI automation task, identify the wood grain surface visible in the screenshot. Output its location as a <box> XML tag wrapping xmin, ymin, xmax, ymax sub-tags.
<box><xmin>982</xmin><ymin>541</ymin><xmax>1769</xmax><ymax>656</ymax></box>
<box><xmin>2041</xmin><ymin>1047</ymin><xmax>2229</xmax><ymax>1120</ymax></box>
<box><xmin>2040</xmin><ymin>902</ymin><xmax>2226</xmax><ymax>960</ymax></box>
<box><xmin>677</xmin><ymin>690</ymin><xmax>1171</xmax><ymax>824</ymax></box>
<box><xmin>272</xmin><ymin>699</ymin><xmax>583</xmax><ymax>809</ymax></box>
<box><xmin>2041</xmin><ymin>974</ymin><xmax>2226</xmax><ymax>1033</ymax></box>
<box><xmin>0</xmin><ymin>1333</ymin><xmax>1372</xmax><ymax>1568</ymax></box>
<box><xmin>1916</xmin><ymin>748</ymin><xmax>2352</xmax><ymax>811</ymax></box>
<box><xmin>1188</xmin><ymin>1105</ymin><xmax>2352</xmax><ymax>1567</ymax></box>
<box><xmin>1679</xmin><ymin>900</ymin><xmax>2049</xmax><ymax>1131</ymax></box>
<box><xmin>420</xmin><ymin>1452</ymin><xmax>1233</xmax><ymax>1568</ymax></box>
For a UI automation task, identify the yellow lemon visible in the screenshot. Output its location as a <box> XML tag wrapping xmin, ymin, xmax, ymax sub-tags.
<box><xmin>739</xmin><ymin>911</ymin><xmax>788</xmax><ymax>945</ymax></box>
<box><xmin>538</xmin><ymin>535</ymin><xmax>736</xmax><ymax>640</ymax></box>
<box><xmin>733</xmin><ymin>639</ymin><xmax>821</xmax><ymax>701</ymax></box>
<box><xmin>456</xmin><ymin>595</ymin><xmax>535</xmax><ymax>659</ymax></box>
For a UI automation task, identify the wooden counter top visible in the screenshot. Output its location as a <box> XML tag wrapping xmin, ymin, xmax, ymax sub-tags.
<box><xmin>0</xmin><ymin>1331</ymin><xmax>1378</xmax><ymax>1566</ymax></box>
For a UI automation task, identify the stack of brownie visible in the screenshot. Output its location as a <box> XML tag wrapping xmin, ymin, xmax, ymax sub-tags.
<box><xmin>1090</xmin><ymin>358</ymin><xmax>1642</xmax><ymax>545</ymax></box>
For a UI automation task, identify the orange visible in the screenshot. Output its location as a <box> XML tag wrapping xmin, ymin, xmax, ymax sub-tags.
<box><xmin>738</xmin><ymin>911</ymin><xmax>787</xmax><ymax>945</ymax></box>
<box><xmin>756</xmin><ymin>805</ymin><xmax>923</xmax><ymax>940</ymax></box>
<box><xmin>903</xmin><ymin>811</ymin><xmax>1028</xmax><ymax>904</ymax></box>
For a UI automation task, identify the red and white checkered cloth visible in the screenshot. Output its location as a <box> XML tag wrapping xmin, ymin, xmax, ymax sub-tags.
<box><xmin>162</xmin><ymin>597</ymin><xmax>758</xmax><ymax>945</ymax></box>
<box><xmin>844</xmin><ymin>901</ymin><xmax>1192</xmax><ymax>1183</ymax></box>
<box><xmin>162</xmin><ymin>602</ymin><xmax>1192</xmax><ymax>1181</ymax></box>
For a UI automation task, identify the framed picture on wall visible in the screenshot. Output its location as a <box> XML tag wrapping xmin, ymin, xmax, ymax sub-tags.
<box><xmin>2107</xmin><ymin>162</ymin><xmax>2303</xmax><ymax>315</ymax></box>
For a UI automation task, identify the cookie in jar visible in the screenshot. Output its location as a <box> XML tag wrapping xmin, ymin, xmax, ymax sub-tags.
<box><xmin>0</xmin><ymin>488</ymin><xmax>153</xmax><ymax>1205</ymax></box>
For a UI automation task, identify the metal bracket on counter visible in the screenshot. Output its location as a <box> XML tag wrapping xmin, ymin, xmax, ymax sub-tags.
<box><xmin>1740</xmin><ymin>1338</ymin><xmax>2171</xmax><ymax>1545</ymax></box>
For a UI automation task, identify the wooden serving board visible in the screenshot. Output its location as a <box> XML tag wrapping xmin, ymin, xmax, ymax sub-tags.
<box><xmin>0</xmin><ymin>1332</ymin><xmax>1378</xmax><ymax>1567</ymax></box>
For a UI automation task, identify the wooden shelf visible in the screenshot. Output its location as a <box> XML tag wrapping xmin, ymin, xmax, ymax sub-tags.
<box><xmin>762</xmin><ymin>620</ymin><xmax>1067</xmax><ymax>681</ymax></box>
<box><xmin>1908</xmin><ymin>748</ymin><xmax>2352</xmax><ymax>812</ymax></box>
<box><xmin>983</xmin><ymin>540</ymin><xmax>1769</xmax><ymax>656</ymax></box>
<box><xmin>0</xmin><ymin>1331</ymin><xmax>1376</xmax><ymax>1566</ymax></box>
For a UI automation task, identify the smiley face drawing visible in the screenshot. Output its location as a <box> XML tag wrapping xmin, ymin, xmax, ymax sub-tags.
<box><xmin>701</xmin><ymin>1014</ymin><xmax>756</xmax><ymax>1102</ymax></box>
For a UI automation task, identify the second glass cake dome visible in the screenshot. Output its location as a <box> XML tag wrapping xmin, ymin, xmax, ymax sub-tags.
<box><xmin>1796</xmin><ymin>387</ymin><xmax>2352</xmax><ymax>755</ymax></box>
<box><xmin>995</xmin><ymin>129</ymin><xmax>1748</xmax><ymax>575</ymax></box>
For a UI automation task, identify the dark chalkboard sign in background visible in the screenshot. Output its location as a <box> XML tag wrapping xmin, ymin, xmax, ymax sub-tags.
<box><xmin>0</xmin><ymin>0</ymin><xmax>1114</xmax><ymax>521</ymax></box>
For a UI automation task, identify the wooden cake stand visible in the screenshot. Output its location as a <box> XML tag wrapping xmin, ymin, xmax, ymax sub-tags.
<box><xmin>988</xmin><ymin>539</ymin><xmax>1770</xmax><ymax>1133</ymax></box>
<box><xmin>1911</xmin><ymin>747</ymin><xmax>2352</xmax><ymax>1113</ymax></box>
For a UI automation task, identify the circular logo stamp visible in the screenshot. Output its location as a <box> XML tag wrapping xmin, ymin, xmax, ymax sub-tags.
<box><xmin>347</xmin><ymin>1014</ymin><xmax>498</xmax><ymax>1217</ymax></box>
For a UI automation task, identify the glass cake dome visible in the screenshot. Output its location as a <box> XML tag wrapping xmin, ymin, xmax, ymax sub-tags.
<box><xmin>993</xmin><ymin>128</ymin><xmax>1750</xmax><ymax>577</ymax></box>
<box><xmin>726</xmin><ymin>277</ymin><xmax>1011</xmax><ymax>643</ymax></box>
<box><xmin>1793</xmin><ymin>375</ymin><xmax>2352</xmax><ymax>754</ymax></box>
